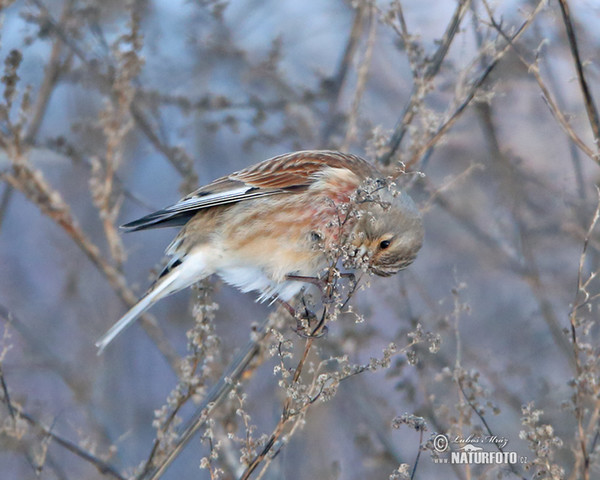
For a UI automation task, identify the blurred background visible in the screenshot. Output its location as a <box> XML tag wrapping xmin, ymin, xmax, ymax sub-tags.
<box><xmin>1</xmin><ymin>0</ymin><xmax>599</xmax><ymax>479</ymax></box>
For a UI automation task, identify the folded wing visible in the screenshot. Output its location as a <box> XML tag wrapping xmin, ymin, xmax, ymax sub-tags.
<box><xmin>122</xmin><ymin>150</ymin><xmax>376</xmax><ymax>232</ymax></box>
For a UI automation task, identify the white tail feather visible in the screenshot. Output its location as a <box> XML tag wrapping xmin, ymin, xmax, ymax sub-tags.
<box><xmin>95</xmin><ymin>274</ymin><xmax>178</xmax><ymax>354</ymax></box>
<box><xmin>96</xmin><ymin>249</ymin><xmax>211</xmax><ymax>354</ymax></box>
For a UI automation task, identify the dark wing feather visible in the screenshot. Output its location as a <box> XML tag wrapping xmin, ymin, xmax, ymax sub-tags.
<box><xmin>122</xmin><ymin>150</ymin><xmax>377</xmax><ymax>232</ymax></box>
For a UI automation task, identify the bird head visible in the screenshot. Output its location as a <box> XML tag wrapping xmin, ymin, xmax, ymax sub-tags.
<box><xmin>347</xmin><ymin>181</ymin><xmax>424</xmax><ymax>277</ymax></box>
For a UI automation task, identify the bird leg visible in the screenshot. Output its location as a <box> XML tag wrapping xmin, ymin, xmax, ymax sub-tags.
<box><xmin>285</xmin><ymin>272</ymin><xmax>356</xmax><ymax>303</ymax></box>
<box><xmin>285</xmin><ymin>274</ymin><xmax>326</xmax><ymax>291</ymax></box>
<box><xmin>276</xmin><ymin>298</ymin><xmax>297</xmax><ymax>317</ymax></box>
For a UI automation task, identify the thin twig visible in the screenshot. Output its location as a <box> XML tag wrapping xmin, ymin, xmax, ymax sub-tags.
<box><xmin>457</xmin><ymin>379</ymin><xmax>527</xmax><ymax>480</ymax></box>
<box><xmin>0</xmin><ymin>343</ymin><xmax>124</xmax><ymax>480</ymax></box>
<box><xmin>532</xmin><ymin>20</ymin><xmax>587</xmax><ymax>200</ymax></box>
<box><xmin>23</xmin><ymin>0</ymin><xmax>74</xmax><ymax>144</ymax></box>
<box><xmin>239</xmin><ymin>260</ymin><xmax>365</xmax><ymax>479</ymax></box>
<box><xmin>483</xmin><ymin>2</ymin><xmax>596</xmax><ymax>161</ymax></box>
<box><xmin>0</xmin><ymin>304</ymin><xmax>119</xmax><ymax>453</ymax></box>
<box><xmin>342</xmin><ymin>4</ymin><xmax>377</xmax><ymax>151</ymax></box>
<box><xmin>410</xmin><ymin>427</ymin><xmax>424</xmax><ymax>480</ymax></box>
<box><xmin>378</xmin><ymin>0</ymin><xmax>472</xmax><ymax>166</ymax></box>
<box><xmin>408</xmin><ymin>0</ymin><xmax>547</xmax><ymax>167</ymax></box>
<box><xmin>1</xmin><ymin>162</ymin><xmax>180</xmax><ymax>372</ymax></box>
<box><xmin>0</xmin><ymin>183</ymin><xmax>13</xmax><ymax>233</ymax></box>
<box><xmin>321</xmin><ymin>5</ymin><xmax>366</xmax><ymax>145</ymax></box>
<box><xmin>566</xmin><ymin>187</ymin><xmax>600</xmax><ymax>480</ymax></box>
<box><xmin>28</xmin><ymin>0</ymin><xmax>198</xmax><ymax>183</ymax></box>
<box><xmin>557</xmin><ymin>0</ymin><xmax>600</xmax><ymax>152</ymax></box>
<box><xmin>141</xmin><ymin>315</ymin><xmax>274</xmax><ymax>480</ymax></box>
<box><xmin>0</xmin><ymin>401</ymin><xmax>127</xmax><ymax>480</ymax></box>
<box><xmin>0</xmin><ymin>365</ymin><xmax>16</xmax><ymax>421</ymax></box>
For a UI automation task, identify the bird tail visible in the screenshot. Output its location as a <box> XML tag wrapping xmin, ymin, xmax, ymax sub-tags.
<box><xmin>95</xmin><ymin>250</ymin><xmax>210</xmax><ymax>354</ymax></box>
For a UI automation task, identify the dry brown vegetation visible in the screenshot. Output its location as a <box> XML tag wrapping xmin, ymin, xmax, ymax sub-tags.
<box><xmin>1</xmin><ymin>1</ymin><xmax>600</xmax><ymax>479</ymax></box>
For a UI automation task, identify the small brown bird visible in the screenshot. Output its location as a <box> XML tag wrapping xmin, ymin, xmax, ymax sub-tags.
<box><xmin>96</xmin><ymin>150</ymin><xmax>424</xmax><ymax>352</ymax></box>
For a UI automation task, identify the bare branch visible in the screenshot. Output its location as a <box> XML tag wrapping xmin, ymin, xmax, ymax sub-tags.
<box><xmin>378</xmin><ymin>0</ymin><xmax>472</xmax><ymax>166</ymax></box>
<box><xmin>0</xmin><ymin>401</ymin><xmax>127</xmax><ymax>480</ymax></box>
<box><xmin>557</xmin><ymin>0</ymin><xmax>600</xmax><ymax>152</ymax></box>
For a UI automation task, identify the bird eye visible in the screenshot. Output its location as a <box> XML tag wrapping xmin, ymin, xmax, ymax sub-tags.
<box><xmin>379</xmin><ymin>239</ymin><xmax>391</xmax><ymax>250</ymax></box>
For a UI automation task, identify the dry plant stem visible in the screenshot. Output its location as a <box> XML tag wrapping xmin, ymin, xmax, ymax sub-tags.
<box><xmin>28</xmin><ymin>0</ymin><xmax>198</xmax><ymax>185</ymax></box>
<box><xmin>40</xmin><ymin>136</ymin><xmax>158</xmax><ymax>212</ymax></box>
<box><xmin>97</xmin><ymin>16</ymin><xmax>140</xmax><ymax>268</ymax></box>
<box><xmin>4</xmin><ymin>1</ymin><xmax>180</xmax><ymax>368</ymax></box>
<box><xmin>142</xmin><ymin>317</ymin><xmax>274</xmax><ymax>480</ymax></box>
<box><xmin>0</xmin><ymin>305</ymin><xmax>115</xmax><ymax>444</ymax></box>
<box><xmin>23</xmin><ymin>0</ymin><xmax>74</xmax><ymax>144</ymax></box>
<box><xmin>239</xmin><ymin>332</ymin><xmax>320</xmax><ymax>480</ymax></box>
<box><xmin>0</xmin><ymin>347</ymin><xmax>40</xmax><ymax>474</ymax></box>
<box><xmin>566</xmin><ymin>189</ymin><xmax>600</xmax><ymax>480</ymax></box>
<box><xmin>410</xmin><ymin>428</ymin><xmax>424</xmax><ymax>480</ymax></box>
<box><xmin>541</xmin><ymin>80</ymin><xmax>595</xmax><ymax>160</ymax></box>
<box><xmin>456</xmin><ymin>379</ymin><xmax>526</xmax><ymax>480</ymax></box>
<box><xmin>321</xmin><ymin>5</ymin><xmax>365</xmax><ymax>145</ymax></box>
<box><xmin>378</xmin><ymin>0</ymin><xmax>472</xmax><ymax>166</ymax></box>
<box><xmin>483</xmin><ymin>2</ymin><xmax>596</xmax><ymax>161</ymax></box>
<box><xmin>475</xmin><ymin>97</ymin><xmax>574</xmax><ymax>364</ymax></box>
<box><xmin>240</xmin><ymin>268</ymin><xmax>340</xmax><ymax>480</ymax></box>
<box><xmin>0</xmin><ymin>391</ymin><xmax>126</xmax><ymax>480</ymax></box>
<box><xmin>557</xmin><ymin>0</ymin><xmax>600</xmax><ymax>152</ymax></box>
<box><xmin>342</xmin><ymin>4</ymin><xmax>377</xmax><ymax>151</ymax></box>
<box><xmin>147</xmin><ymin>343</ymin><xmax>209</xmax><ymax>457</ymax></box>
<box><xmin>0</xmin><ymin>364</ymin><xmax>15</xmax><ymax>421</ymax></box>
<box><xmin>129</xmin><ymin>104</ymin><xmax>197</xmax><ymax>187</ymax></box>
<box><xmin>1</xmin><ymin>162</ymin><xmax>180</xmax><ymax>372</ymax></box>
<box><xmin>532</xmin><ymin>27</ymin><xmax>588</xmax><ymax>200</ymax></box>
<box><xmin>451</xmin><ymin>296</ymin><xmax>472</xmax><ymax>480</ymax></box>
<box><xmin>250</xmin><ymin>337</ymin><xmax>324</xmax><ymax>480</ymax></box>
<box><xmin>408</xmin><ymin>0</ymin><xmax>546</xmax><ymax>167</ymax></box>
<box><xmin>0</xmin><ymin>2</ymin><xmax>72</xmax><ymax>235</ymax></box>
<box><xmin>22</xmin><ymin>410</ymin><xmax>126</xmax><ymax>480</ymax></box>
<box><xmin>0</xmin><ymin>184</ymin><xmax>13</xmax><ymax>232</ymax></box>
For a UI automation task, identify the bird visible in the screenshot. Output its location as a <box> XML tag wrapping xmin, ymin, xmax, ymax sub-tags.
<box><xmin>96</xmin><ymin>150</ymin><xmax>424</xmax><ymax>352</ymax></box>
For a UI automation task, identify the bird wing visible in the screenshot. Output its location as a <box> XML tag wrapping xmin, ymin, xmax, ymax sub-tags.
<box><xmin>122</xmin><ymin>150</ymin><xmax>377</xmax><ymax>231</ymax></box>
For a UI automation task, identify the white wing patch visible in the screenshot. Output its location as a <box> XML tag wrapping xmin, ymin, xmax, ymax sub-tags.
<box><xmin>164</xmin><ymin>185</ymin><xmax>290</xmax><ymax>214</ymax></box>
<box><xmin>167</xmin><ymin>186</ymin><xmax>254</xmax><ymax>212</ymax></box>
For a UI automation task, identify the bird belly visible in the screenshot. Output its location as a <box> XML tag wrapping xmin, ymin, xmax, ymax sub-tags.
<box><xmin>216</xmin><ymin>265</ymin><xmax>305</xmax><ymax>302</ymax></box>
